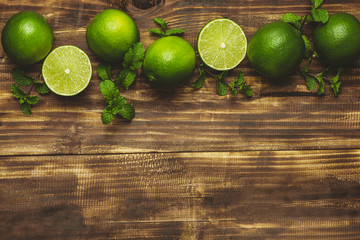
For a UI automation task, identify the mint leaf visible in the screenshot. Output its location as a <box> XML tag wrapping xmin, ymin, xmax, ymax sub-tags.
<box><xmin>316</xmin><ymin>76</ymin><xmax>325</xmax><ymax>95</ymax></box>
<box><xmin>100</xmin><ymin>80</ymin><xmax>119</xmax><ymax>102</ymax></box>
<box><xmin>165</xmin><ymin>28</ymin><xmax>185</xmax><ymax>36</ymax></box>
<box><xmin>311</xmin><ymin>0</ymin><xmax>324</xmax><ymax>8</ymax></box>
<box><xmin>330</xmin><ymin>81</ymin><xmax>341</xmax><ymax>97</ymax></box>
<box><xmin>10</xmin><ymin>84</ymin><xmax>27</xmax><ymax>99</ymax></box>
<box><xmin>123</xmin><ymin>42</ymin><xmax>145</xmax><ymax>70</ymax></box>
<box><xmin>154</xmin><ymin>17</ymin><xmax>168</xmax><ymax>30</ymax></box>
<box><xmin>117</xmin><ymin>103</ymin><xmax>135</xmax><ymax>121</ymax></box>
<box><xmin>302</xmin><ymin>35</ymin><xmax>313</xmax><ymax>58</ymax></box>
<box><xmin>192</xmin><ymin>68</ymin><xmax>207</xmax><ymax>89</ymax></box>
<box><xmin>329</xmin><ymin>67</ymin><xmax>342</xmax><ymax>97</ymax></box>
<box><xmin>101</xmin><ymin>106</ymin><xmax>115</xmax><ymax>124</ymax></box>
<box><xmin>117</xmin><ymin>69</ymin><xmax>137</xmax><ymax>90</ymax></box>
<box><xmin>11</xmin><ymin>68</ymin><xmax>34</xmax><ymax>86</ymax></box>
<box><xmin>281</xmin><ymin>13</ymin><xmax>302</xmax><ymax>30</ymax></box>
<box><xmin>216</xmin><ymin>71</ymin><xmax>229</xmax><ymax>96</ymax></box>
<box><xmin>25</xmin><ymin>95</ymin><xmax>39</xmax><ymax>105</ymax></box>
<box><xmin>229</xmin><ymin>71</ymin><xmax>253</xmax><ymax>97</ymax></box>
<box><xmin>20</xmin><ymin>102</ymin><xmax>32</xmax><ymax>115</ymax></box>
<box><xmin>305</xmin><ymin>74</ymin><xmax>317</xmax><ymax>91</ymax></box>
<box><xmin>242</xmin><ymin>85</ymin><xmax>253</xmax><ymax>97</ymax></box>
<box><xmin>149</xmin><ymin>28</ymin><xmax>164</xmax><ymax>37</ymax></box>
<box><xmin>216</xmin><ymin>79</ymin><xmax>228</xmax><ymax>96</ymax></box>
<box><xmin>97</xmin><ymin>62</ymin><xmax>112</xmax><ymax>81</ymax></box>
<box><xmin>117</xmin><ymin>42</ymin><xmax>144</xmax><ymax>89</ymax></box>
<box><xmin>311</xmin><ymin>7</ymin><xmax>329</xmax><ymax>23</ymax></box>
<box><xmin>229</xmin><ymin>71</ymin><xmax>244</xmax><ymax>96</ymax></box>
<box><xmin>34</xmin><ymin>82</ymin><xmax>50</xmax><ymax>94</ymax></box>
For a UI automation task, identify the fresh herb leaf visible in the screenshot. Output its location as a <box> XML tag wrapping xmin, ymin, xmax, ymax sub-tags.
<box><xmin>311</xmin><ymin>7</ymin><xmax>329</xmax><ymax>23</ymax></box>
<box><xmin>100</xmin><ymin>80</ymin><xmax>119</xmax><ymax>102</ymax></box>
<box><xmin>302</xmin><ymin>35</ymin><xmax>313</xmax><ymax>58</ymax></box>
<box><xmin>316</xmin><ymin>76</ymin><xmax>325</xmax><ymax>95</ymax></box>
<box><xmin>34</xmin><ymin>82</ymin><xmax>50</xmax><ymax>94</ymax></box>
<box><xmin>281</xmin><ymin>13</ymin><xmax>302</xmax><ymax>30</ymax></box>
<box><xmin>149</xmin><ymin>28</ymin><xmax>165</xmax><ymax>37</ymax></box>
<box><xmin>11</xmin><ymin>83</ymin><xmax>39</xmax><ymax>115</ymax></box>
<box><xmin>117</xmin><ymin>42</ymin><xmax>145</xmax><ymax>89</ymax></box>
<box><xmin>311</xmin><ymin>0</ymin><xmax>324</xmax><ymax>9</ymax></box>
<box><xmin>329</xmin><ymin>67</ymin><xmax>342</xmax><ymax>97</ymax></box>
<box><xmin>101</xmin><ymin>106</ymin><xmax>115</xmax><ymax>124</ymax></box>
<box><xmin>192</xmin><ymin>68</ymin><xmax>207</xmax><ymax>89</ymax></box>
<box><xmin>11</xmin><ymin>84</ymin><xmax>27</xmax><ymax>99</ymax></box>
<box><xmin>216</xmin><ymin>71</ymin><xmax>228</xmax><ymax>96</ymax></box>
<box><xmin>123</xmin><ymin>42</ymin><xmax>145</xmax><ymax>71</ymax></box>
<box><xmin>99</xmin><ymin>80</ymin><xmax>135</xmax><ymax>124</ymax></box>
<box><xmin>116</xmin><ymin>103</ymin><xmax>135</xmax><ymax>120</ymax></box>
<box><xmin>229</xmin><ymin>71</ymin><xmax>253</xmax><ymax>97</ymax></box>
<box><xmin>154</xmin><ymin>17</ymin><xmax>168</xmax><ymax>30</ymax></box>
<box><xmin>305</xmin><ymin>74</ymin><xmax>317</xmax><ymax>91</ymax></box>
<box><xmin>242</xmin><ymin>85</ymin><xmax>253</xmax><ymax>97</ymax></box>
<box><xmin>97</xmin><ymin>62</ymin><xmax>112</xmax><ymax>81</ymax></box>
<box><xmin>11</xmin><ymin>68</ymin><xmax>34</xmax><ymax>86</ymax></box>
<box><xmin>25</xmin><ymin>95</ymin><xmax>39</xmax><ymax>105</ymax></box>
<box><xmin>20</xmin><ymin>102</ymin><xmax>32</xmax><ymax>115</ymax></box>
<box><xmin>165</xmin><ymin>28</ymin><xmax>185</xmax><ymax>36</ymax></box>
<box><xmin>117</xmin><ymin>69</ymin><xmax>137</xmax><ymax>90</ymax></box>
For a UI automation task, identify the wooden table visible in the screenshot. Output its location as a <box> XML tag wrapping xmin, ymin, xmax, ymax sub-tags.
<box><xmin>1</xmin><ymin>0</ymin><xmax>360</xmax><ymax>239</ymax></box>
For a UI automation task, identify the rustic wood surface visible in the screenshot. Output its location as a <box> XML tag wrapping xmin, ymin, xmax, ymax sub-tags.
<box><xmin>1</xmin><ymin>0</ymin><xmax>360</xmax><ymax>239</ymax></box>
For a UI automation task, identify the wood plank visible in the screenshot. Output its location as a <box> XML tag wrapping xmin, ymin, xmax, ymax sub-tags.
<box><xmin>1</xmin><ymin>150</ymin><xmax>360</xmax><ymax>239</ymax></box>
<box><xmin>2</xmin><ymin>1</ymin><xmax>360</xmax><ymax>154</ymax></box>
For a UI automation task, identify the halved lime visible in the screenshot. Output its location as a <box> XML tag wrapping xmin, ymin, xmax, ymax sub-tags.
<box><xmin>42</xmin><ymin>45</ymin><xmax>92</xmax><ymax>96</ymax></box>
<box><xmin>197</xmin><ymin>18</ymin><xmax>247</xmax><ymax>71</ymax></box>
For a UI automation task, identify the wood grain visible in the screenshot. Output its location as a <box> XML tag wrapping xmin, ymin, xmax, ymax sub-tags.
<box><xmin>2</xmin><ymin>0</ymin><xmax>360</xmax><ymax>239</ymax></box>
<box><xmin>1</xmin><ymin>150</ymin><xmax>360</xmax><ymax>239</ymax></box>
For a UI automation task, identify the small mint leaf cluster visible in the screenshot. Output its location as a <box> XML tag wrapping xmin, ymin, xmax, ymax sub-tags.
<box><xmin>149</xmin><ymin>17</ymin><xmax>185</xmax><ymax>37</ymax></box>
<box><xmin>192</xmin><ymin>67</ymin><xmax>253</xmax><ymax>98</ymax></box>
<box><xmin>10</xmin><ymin>68</ymin><xmax>50</xmax><ymax>115</ymax></box>
<box><xmin>97</xmin><ymin>42</ymin><xmax>144</xmax><ymax>124</ymax></box>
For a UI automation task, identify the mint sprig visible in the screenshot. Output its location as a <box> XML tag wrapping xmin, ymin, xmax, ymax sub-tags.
<box><xmin>10</xmin><ymin>68</ymin><xmax>50</xmax><ymax>115</ymax></box>
<box><xmin>149</xmin><ymin>17</ymin><xmax>185</xmax><ymax>37</ymax></box>
<box><xmin>229</xmin><ymin>71</ymin><xmax>253</xmax><ymax>97</ymax></box>
<box><xmin>116</xmin><ymin>42</ymin><xmax>145</xmax><ymax>89</ymax></box>
<box><xmin>301</xmin><ymin>57</ymin><xmax>342</xmax><ymax>97</ymax></box>
<box><xmin>97</xmin><ymin>42</ymin><xmax>144</xmax><ymax>124</ymax></box>
<box><xmin>192</xmin><ymin>66</ymin><xmax>253</xmax><ymax>98</ymax></box>
<box><xmin>99</xmin><ymin>80</ymin><xmax>135</xmax><ymax>124</ymax></box>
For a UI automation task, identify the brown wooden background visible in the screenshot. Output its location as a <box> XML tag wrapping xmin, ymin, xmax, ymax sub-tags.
<box><xmin>1</xmin><ymin>0</ymin><xmax>360</xmax><ymax>239</ymax></box>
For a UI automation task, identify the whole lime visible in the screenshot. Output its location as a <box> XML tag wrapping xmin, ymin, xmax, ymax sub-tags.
<box><xmin>1</xmin><ymin>11</ymin><xmax>53</xmax><ymax>65</ymax></box>
<box><xmin>86</xmin><ymin>9</ymin><xmax>140</xmax><ymax>63</ymax></box>
<box><xmin>247</xmin><ymin>22</ymin><xmax>305</xmax><ymax>78</ymax></box>
<box><xmin>313</xmin><ymin>13</ymin><xmax>360</xmax><ymax>66</ymax></box>
<box><xmin>143</xmin><ymin>36</ymin><xmax>196</xmax><ymax>88</ymax></box>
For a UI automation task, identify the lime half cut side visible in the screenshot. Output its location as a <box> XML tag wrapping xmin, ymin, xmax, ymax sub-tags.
<box><xmin>42</xmin><ymin>45</ymin><xmax>92</xmax><ymax>96</ymax></box>
<box><xmin>197</xmin><ymin>18</ymin><xmax>247</xmax><ymax>71</ymax></box>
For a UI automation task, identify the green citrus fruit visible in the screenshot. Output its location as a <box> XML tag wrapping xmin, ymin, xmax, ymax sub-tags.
<box><xmin>86</xmin><ymin>9</ymin><xmax>140</xmax><ymax>63</ymax></box>
<box><xmin>313</xmin><ymin>13</ymin><xmax>360</xmax><ymax>66</ymax></box>
<box><xmin>42</xmin><ymin>45</ymin><xmax>92</xmax><ymax>96</ymax></box>
<box><xmin>197</xmin><ymin>18</ymin><xmax>247</xmax><ymax>71</ymax></box>
<box><xmin>143</xmin><ymin>36</ymin><xmax>196</xmax><ymax>88</ymax></box>
<box><xmin>247</xmin><ymin>22</ymin><xmax>305</xmax><ymax>78</ymax></box>
<box><xmin>1</xmin><ymin>11</ymin><xmax>53</xmax><ymax>65</ymax></box>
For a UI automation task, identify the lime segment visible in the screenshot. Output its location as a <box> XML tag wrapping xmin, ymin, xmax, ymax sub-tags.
<box><xmin>197</xmin><ymin>18</ymin><xmax>247</xmax><ymax>71</ymax></box>
<box><xmin>42</xmin><ymin>45</ymin><xmax>92</xmax><ymax>96</ymax></box>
